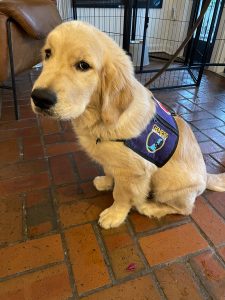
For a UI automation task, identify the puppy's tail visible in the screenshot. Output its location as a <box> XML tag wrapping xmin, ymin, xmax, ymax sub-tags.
<box><xmin>206</xmin><ymin>173</ymin><xmax>225</xmax><ymax>192</ymax></box>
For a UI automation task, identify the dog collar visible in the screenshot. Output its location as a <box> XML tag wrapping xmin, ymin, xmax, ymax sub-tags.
<box><xmin>96</xmin><ymin>137</ymin><xmax>125</xmax><ymax>144</ymax></box>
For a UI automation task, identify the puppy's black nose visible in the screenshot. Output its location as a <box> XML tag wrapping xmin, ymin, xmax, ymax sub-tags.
<box><xmin>31</xmin><ymin>88</ymin><xmax>57</xmax><ymax>109</ymax></box>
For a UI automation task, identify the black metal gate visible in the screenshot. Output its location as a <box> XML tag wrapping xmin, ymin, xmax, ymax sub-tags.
<box><xmin>65</xmin><ymin>0</ymin><xmax>225</xmax><ymax>90</ymax></box>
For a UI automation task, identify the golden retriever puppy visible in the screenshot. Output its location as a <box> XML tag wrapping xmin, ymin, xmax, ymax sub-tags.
<box><xmin>31</xmin><ymin>21</ymin><xmax>225</xmax><ymax>229</ymax></box>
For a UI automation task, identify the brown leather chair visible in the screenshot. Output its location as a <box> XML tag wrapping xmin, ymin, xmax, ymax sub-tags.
<box><xmin>0</xmin><ymin>0</ymin><xmax>62</xmax><ymax>119</ymax></box>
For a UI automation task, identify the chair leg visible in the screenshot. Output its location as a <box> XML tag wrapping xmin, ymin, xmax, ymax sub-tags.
<box><xmin>6</xmin><ymin>19</ymin><xmax>19</xmax><ymax>120</ymax></box>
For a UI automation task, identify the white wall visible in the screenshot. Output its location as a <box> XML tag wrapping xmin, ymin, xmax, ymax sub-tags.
<box><xmin>57</xmin><ymin>0</ymin><xmax>73</xmax><ymax>21</ymax></box>
<box><xmin>56</xmin><ymin>0</ymin><xmax>225</xmax><ymax>74</ymax></box>
<box><xmin>76</xmin><ymin>8</ymin><xmax>125</xmax><ymax>46</ymax></box>
<box><xmin>57</xmin><ymin>0</ymin><xmax>193</xmax><ymax>56</ymax></box>
<box><xmin>146</xmin><ymin>0</ymin><xmax>192</xmax><ymax>55</ymax></box>
<box><xmin>209</xmin><ymin>3</ymin><xmax>225</xmax><ymax>73</ymax></box>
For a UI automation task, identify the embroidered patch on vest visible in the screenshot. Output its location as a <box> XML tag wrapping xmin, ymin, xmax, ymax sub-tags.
<box><xmin>124</xmin><ymin>99</ymin><xmax>179</xmax><ymax>167</ymax></box>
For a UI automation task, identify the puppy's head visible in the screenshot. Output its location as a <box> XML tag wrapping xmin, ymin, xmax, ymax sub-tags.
<box><xmin>31</xmin><ymin>21</ymin><xmax>134</xmax><ymax>123</ymax></box>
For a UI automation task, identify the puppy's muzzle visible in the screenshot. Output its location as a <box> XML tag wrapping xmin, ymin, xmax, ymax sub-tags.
<box><xmin>31</xmin><ymin>88</ymin><xmax>57</xmax><ymax>110</ymax></box>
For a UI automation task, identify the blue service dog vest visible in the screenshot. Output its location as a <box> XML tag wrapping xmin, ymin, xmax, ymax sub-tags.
<box><xmin>124</xmin><ymin>100</ymin><xmax>179</xmax><ymax>167</ymax></box>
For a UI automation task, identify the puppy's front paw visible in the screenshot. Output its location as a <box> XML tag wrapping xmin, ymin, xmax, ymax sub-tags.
<box><xmin>98</xmin><ymin>206</ymin><xmax>128</xmax><ymax>229</ymax></box>
<box><xmin>93</xmin><ymin>176</ymin><xmax>113</xmax><ymax>191</ymax></box>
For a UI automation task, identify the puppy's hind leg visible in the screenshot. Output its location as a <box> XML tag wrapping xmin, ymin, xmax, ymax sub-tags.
<box><xmin>136</xmin><ymin>201</ymin><xmax>180</xmax><ymax>219</ymax></box>
<box><xmin>131</xmin><ymin>177</ymin><xmax>178</xmax><ymax>218</ymax></box>
<box><xmin>156</xmin><ymin>187</ymin><xmax>201</xmax><ymax>216</ymax></box>
<box><xmin>136</xmin><ymin>187</ymin><xmax>200</xmax><ymax>219</ymax></box>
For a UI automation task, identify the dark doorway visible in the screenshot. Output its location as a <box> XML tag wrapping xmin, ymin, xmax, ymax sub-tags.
<box><xmin>189</xmin><ymin>0</ymin><xmax>224</xmax><ymax>64</ymax></box>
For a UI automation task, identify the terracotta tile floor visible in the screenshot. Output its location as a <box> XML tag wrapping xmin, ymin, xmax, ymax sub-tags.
<box><xmin>0</xmin><ymin>69</ymin><xmax>225</xmax><ymax>299</ymax></box>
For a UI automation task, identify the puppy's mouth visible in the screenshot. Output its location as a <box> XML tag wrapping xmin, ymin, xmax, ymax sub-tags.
<box><xmin>32</xmin><ymin>105</ymin><xmax>55</xmax><ymax>118</ymax></box>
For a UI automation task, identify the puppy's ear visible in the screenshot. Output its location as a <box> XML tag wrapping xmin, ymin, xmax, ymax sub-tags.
<box><xmin>100</xmin><ymin>56</ymin><xmax>133</xmax><ymax>126</ymax></box>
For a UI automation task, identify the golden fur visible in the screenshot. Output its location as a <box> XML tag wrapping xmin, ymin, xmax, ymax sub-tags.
<box><xmin>31</xmin><ymin>21</ymin><xmax>225</xmax><ymax>229</ymax></box>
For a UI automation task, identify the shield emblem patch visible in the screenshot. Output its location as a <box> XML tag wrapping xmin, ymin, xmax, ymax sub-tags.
<box><xmin>146</xmin><ymin>124</ymin><xmax>168</xmax><ymax>153</ymax></box>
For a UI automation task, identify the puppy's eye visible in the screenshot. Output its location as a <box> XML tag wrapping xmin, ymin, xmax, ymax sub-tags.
<box><xmin>45</xmin><ymin>49</ymin><xmax>51</xmax><ymax>60</ymax></box>
<box><xmin>76</xmin><ymin>61</ymin><xmax>91</xmax><ymax>71</ymax></box>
